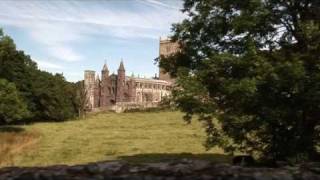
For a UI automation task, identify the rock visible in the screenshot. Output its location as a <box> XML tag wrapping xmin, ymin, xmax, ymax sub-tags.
<box><xmin>36</xmin><ymin>173</ymin><xmax>54</xmax><ymax>180</ymax></box>
<box><xmin>232</xmin><ymin>155</ymin><xmax>255</xmax><ymax>166</ymax></box>
<box><xmin>128</xmin><ymin>166</ymin><xmax>149</xmax><ymax>173</ymax></box>
<box><xmin>144</xmin><ymin>176</ymin><xmax>164</xmax><ymax>180</ymax></box>
<box><xmin>191</xmin><ymin>160</ymin><xmax>211</xmax><ymax>171</ymax></box>
<box><xmin>146</xmin><ymin>162</ymin><xmax>170</xmax><ymax>171</ymax></box>
<box><xmin>200</xmin><ymin>175</ymin><xmax>214</xmax><ymax>180</ymax></box>
<box><xmin>97</xmin><ymin>161</ymin><xmax>125</xmax><ymax>174</ymax></box>
<box><xmin>67</xmin><ymin>165</ymin><xmax>85</xmax><ymax>174</ymax></box>
<box><xmin>275</xmin><ymin>161</ymin><xmax>289</xmax><ymax>168</ymax></box>
<box><xmin>86</xmin><ymin>164</ymin><xmax>100</xmax><ymax>174</ymax></box>
<box><xmin>14</xmin><ymin>172</ymin><xmax>35</xmax><ymax>180</ymax></box>
<box><xmin>1</xmin><ymin>160</ymin><xmax>320</xmax><ymax>180</ymax></box>
<box><xmin>214</xmin><ymin>163</ymin><xmax>232</xmax><ymax>169</ymax></box>
<box><xmin>273</xmin><ymin>173</ymin><xmax>293</xmax><ymax>180</ymax></box>
<box><xmin>164</xmin><ymin>177</ymin><xmax>176</xmax><ymax>180</ymax></box>
<box><xmin>170</xmin><ymin>163</ymin><xmax>191</xmax><ymax>175</ymax></box>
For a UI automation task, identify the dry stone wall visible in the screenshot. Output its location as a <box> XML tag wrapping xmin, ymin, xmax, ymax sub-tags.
<box><xmin>1</xmin><ymin>159</ymin><xmax>320</xmax><ymax>180</ymax></box>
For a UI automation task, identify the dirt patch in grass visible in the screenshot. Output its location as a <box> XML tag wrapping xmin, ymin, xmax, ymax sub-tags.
<box><xmin>0</xmin><ymin>127</ymin><xmax>39</xmax><ymax>167</ymax></box>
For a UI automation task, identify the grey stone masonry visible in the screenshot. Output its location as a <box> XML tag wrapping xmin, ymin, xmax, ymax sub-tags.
<box><xmin>1</xmin><ymin>159</ymin><xmax>320</xmax><ymax>180</ymax></box>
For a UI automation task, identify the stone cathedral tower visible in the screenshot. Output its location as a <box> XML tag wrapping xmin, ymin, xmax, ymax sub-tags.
<box><xmin>116</xmin><ymin>61</ymin><xmax>125</xmax><ymax>102</ymax></box>
<box><xmin>159</xmin><ymin>38</ymin><xmax>179</xmax><ymax>82</ymax></box>
<box><xmin>84</xmin><ymin>70</ymin><xmax>95</xmax><ymax>109</ymax></box>
<box><xmin>100</xmin><ymin>63</ymin><xmax>110</xmax><ymax>107</ymax></box>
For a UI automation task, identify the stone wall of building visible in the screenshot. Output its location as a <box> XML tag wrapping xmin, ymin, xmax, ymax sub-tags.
<box><xmin>84</xmin><ymin>38</ymin><xmax>176</xmax><ymax>112</ymax></box>
<box><xmin>159</xmin><ymin>38</ymin><xmax>179</xmax><ymax>83</ymax></box>
<box><xmin>84</xmin><ymin>61</ymin><xmax>172</xmax><ymax>112</ymax></box>
<box><xmin>84</xmin><ymin>70</ymin><xmax>95</xmax><ymax>110</ymax></box>
<box><xmin>133</xmin><ymin>78</ymin><xmax>171</xmax><ymax>103</ymax></box>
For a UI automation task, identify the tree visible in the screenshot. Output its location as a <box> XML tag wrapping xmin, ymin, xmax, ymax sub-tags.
<box><xmin>0</xmin><ymin>28</ymin><xmax>78</xmax><ymax>122</ymax></box>
<box><xmin>75</xmin><ymin>80</ymin><xmax>88</xmax><ymax>118</ymax></box>
<box><xmin>0</xmin><ymin>79</ymin><xmax>29</xmax><ymax>124</ymax></box>
<box><xmin>160</xmin><ymin>0</ymin><xmax>320</xmax><ymax>162</ymax></box>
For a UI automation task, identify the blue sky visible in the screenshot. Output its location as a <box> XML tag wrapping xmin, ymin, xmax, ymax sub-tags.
<box><xmin>0</xmin><ymin>0</ymin><xmax>185</xmax><ymax>82</ymax></box>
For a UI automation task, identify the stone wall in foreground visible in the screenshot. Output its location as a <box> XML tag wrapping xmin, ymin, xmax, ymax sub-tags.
<box><xmin>1</xmin><ymin>159</ymin><xmax>320</xmax><ymax>180</ymax></box>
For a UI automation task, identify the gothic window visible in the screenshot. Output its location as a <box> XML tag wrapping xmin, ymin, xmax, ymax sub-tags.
<box><xmin>137</xmin><ymin>92</ymin><xmax>141</xmax><ymax>102</ymax></box>
<box><xmin>124</xmin><ymin>93</ymin><xmax>129</xmax><ymax>101</ymax></box>
<box><xmin>144</xmin><ymin>93</ymin><xmax>153</xmax><ymax>102</ymax></box>
<box><xmin>110</xmin><ymin>99</ymin><xmax>115</xmax><ymax>105</ymax></box>
<box><xmin>166</xmin><ymin>46</ymin><xmax>171</xmax><ymax>53</ymax></box>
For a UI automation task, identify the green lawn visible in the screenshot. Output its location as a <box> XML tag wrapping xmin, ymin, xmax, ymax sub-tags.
<box><xmin>0</xmin><ymin>111</ymin><xmax>229</xmax><ymax>167</ymax></box>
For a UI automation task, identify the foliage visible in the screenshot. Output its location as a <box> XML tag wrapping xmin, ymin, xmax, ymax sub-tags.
<box><xmin>160</xmin><ymin>0</ymin><xmax>320</xmax><ymax>161</ymax></box>
<box><xmin>0</xmin><ymin>29</ymin><xmax>78</xmax><ymax>122</ymax></box>
<box><xmin>0</xmin><ymin>79</ymin><xmax>29</xmax><ymax>124</ymax></box>
<box><xmin>75</xmin><ymin>81</ymin><xmax>88</xmax><ymax>118</ymax></box>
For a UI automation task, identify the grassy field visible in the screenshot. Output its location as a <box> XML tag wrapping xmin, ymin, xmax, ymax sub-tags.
<box><xmin>0</xmin><ymin>111</ymin><xmax>229</xmax><ymax>167</ymax></box>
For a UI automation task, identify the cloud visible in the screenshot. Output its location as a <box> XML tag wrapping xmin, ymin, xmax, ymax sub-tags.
<box><xmin>0</xmin><ymin>0</ymin><xmax>185</xmax><ymax>81</ymax></box>
<box><xmin>0</xmin><ymin>14</ymin><xmax>85</xmax><ymax>62</ymax></box>
<box><xmin>0</xmin><ymin>0</ymin><xmax>184</xmax><ymax>31</ymax></box>
<box><xmin>0</xmin><ymin>0</ymin><xmax>185</xmax><ymax>62</ymax></box>
<box><xmin>36</xmin><ymin>60</ymin><xmax>64</xmax><ymax>70</ymax></box>
<box><xmin>48</xmin><ymin>46</ymin><xmax>83</xmax><ymax>62</ymax></box>
<box><xmin>142</xmin><ymin>0</ymin><xmax>181</xmax><ymax>10</ymax></box>
<box><xmin>64</xmin><ymin>72</ymin><xmax>83</xmax><ymax>82</ymax></box>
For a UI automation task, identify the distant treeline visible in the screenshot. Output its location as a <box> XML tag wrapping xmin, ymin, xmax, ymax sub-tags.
<box><xmin>0</xmin><ymin>29</ymin><xmax>81</xmax><ymax>124</ymax></box>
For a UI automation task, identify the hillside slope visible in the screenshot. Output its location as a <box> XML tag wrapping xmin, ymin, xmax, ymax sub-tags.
<box><xmin>0</xmin><ymin>111</ymin><xmax>227</xmax><ymax>167</ymax></box>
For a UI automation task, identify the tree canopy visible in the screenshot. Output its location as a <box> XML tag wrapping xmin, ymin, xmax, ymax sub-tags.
<box><xmin>160</xmin><ymin>0</ymin><xmax>320</xmax><ymax>162</ymax></box>
<box><xmin>0</xmin><ymin>29</ymin><xmax>79</xmax><ymax>122</ymax></box>
<box><xmin>0</xmin><ymin>78</ymin><xmax>29</xmax><ymax>124</ymax></box>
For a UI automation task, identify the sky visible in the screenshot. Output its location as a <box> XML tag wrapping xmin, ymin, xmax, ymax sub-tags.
<box><xmin>0</xmin><ymin>0</ymin><xmax>185</xmax><ymax>82</ymax></box>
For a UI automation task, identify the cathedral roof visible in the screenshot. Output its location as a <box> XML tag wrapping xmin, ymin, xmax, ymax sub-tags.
<box><xmin>118</xmin><ymin>60</ymin><xmax>125</xmax><ymax>71</ymax></box>
<box><xmin>126</xmin><ymin>76</ymin><xmax>172</xmax><ymax>85</ymax></box>
<box><xmin>103</xmin><ymin>63</ymin><xmax>109</xmax><ymax>72</ymax></box>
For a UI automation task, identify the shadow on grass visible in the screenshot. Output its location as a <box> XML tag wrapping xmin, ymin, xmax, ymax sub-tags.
<box><xmin>118</xmin><ymin>153</ymin><xmax>232</xmax><ymax>164</ymax></box>
<box><xmin>0</xmin><ymin>126</ymin><xmax>25</xmax><ymax>133</ymax></box>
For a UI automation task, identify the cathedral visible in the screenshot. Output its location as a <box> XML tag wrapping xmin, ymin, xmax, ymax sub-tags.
<box><xmin>84</xmin><ymin>38</ymin><xmax>178</xmax><ymax>112</ymax></box>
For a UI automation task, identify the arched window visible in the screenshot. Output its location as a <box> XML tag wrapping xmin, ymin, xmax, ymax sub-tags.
<box><xmin>166</xmin><ymin>46</ymin><xmax>171</xmax><ymax>53</ymax></box>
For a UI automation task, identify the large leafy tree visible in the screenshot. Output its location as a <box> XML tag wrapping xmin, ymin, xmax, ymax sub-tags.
<box><xmin>0</xmin><ymin>29</ymin><xmax>78</xmax><ymax>122</ymax></box>
<box><xmin>0</xmin><ymin>79</ymin><xmax>29</xmax><ymax>124</ymax></box>
<box><xmin>75</xmin><ymin>81</ymin><xmax>89</xmax><ymax>118</ymax></box>
<box><xmin>160</xmin><ymin>0</ymin><xmax>320</xmax><ymax>161</ymax></box>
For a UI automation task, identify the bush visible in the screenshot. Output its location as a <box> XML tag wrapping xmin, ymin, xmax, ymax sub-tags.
<box><xmin>0</xmin><ymin>79</ymin><xmax>29</xmax><ymax>124</ymax></box>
